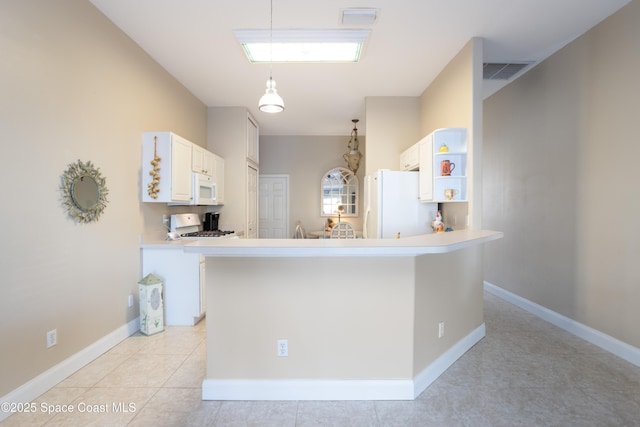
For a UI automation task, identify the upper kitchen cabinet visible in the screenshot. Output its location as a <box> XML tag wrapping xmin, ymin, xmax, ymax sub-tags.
<box><xmin>401</xmin><ymin>135</ymin><xmax>433</xmax><ymax>201</ymax></box>
<box><xmin>404</xmin><ymin>128</ymin><xmax>468</xmax><ymax>203</ymax></box>
<box><xmin>192</xmin><ymin>145</ymin><xmax>215</xmax><ymax>176</ymax></box>
<box><xmin>142</xmin><ymin>132</ymin><xmax>193</xmax><ymax>204</ymax></box>
<box><xmin>400</xmin><ymin>143</ymin><xmax>419</xmax><ymax>171</ymax></box>
<box><xmin>213</xmin><ymin>153</ymin><xmax>225</xmax><ymax>205</ymax></box>
<box><xmin>207</xmin><ymin>107</ymin><xmax>260</xmax><ymax>236</ymax></box>
<box><xmin>418</xmin><ymin>136</ymin><xmax>433</xmax><ymax>202</ymax></box>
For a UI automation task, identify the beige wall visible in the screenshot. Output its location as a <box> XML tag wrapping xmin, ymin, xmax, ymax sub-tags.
<box><xmin>413</xmin><ymin>246</ymin><xmax>484</xmax><ymax>374</ymax></box>
<box><xmin>205</xmin><ymin>248</ymin><xmax>484</xmax><ymax>380</ymax></box>
<box><xmin>362</xmin><ymin>40</ymin><xmax>483</xmax><ymax>229</ymax></box>
<box><xmin>420</xmin><ymin>38</ymin><xmax>483</xmax><ymax>228</ymax></box>
<box><xmin>0</xmin><ymin>0</ymin><xmax>206</xmax><ymax>396</ymax></box>
<box><xmin>206</xmin><ymin>257</ymin><xmax>415</xmax><ymax>379</ymax></box>
<box><xmin>419</xmin><ymin>39</ymin><xmax>478</xmax><ymax>135</ymax></box>
<box><xmin>363</xmin><ymin>97</ymin><xmax>421</xmax><ymax>175</ymax></box>
<box><xmin>259</xmin><ymin>135</ymin><xmax>365</xmax><ymax>233</ymax></box>
<box><xmin>483</xmin><ymin>1</ymin><xmax>640</xmax><ymax>348</ymax></box>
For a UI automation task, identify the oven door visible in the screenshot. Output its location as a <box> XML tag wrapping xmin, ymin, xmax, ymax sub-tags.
<box><xmin>193</xmin><ymin>173</ymin><xmax>216</xmax><ymax>205</ymax></box>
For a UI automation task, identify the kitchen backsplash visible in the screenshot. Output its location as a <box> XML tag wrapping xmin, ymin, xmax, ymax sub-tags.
<box><xmin>439</xmin><ymin>202</ymin><xmax>468</xmax><ymax>230</ymax></box>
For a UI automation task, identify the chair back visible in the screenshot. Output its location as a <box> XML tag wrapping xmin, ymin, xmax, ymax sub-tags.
<box><xmin>293</xmin><ymin>223</ymin><xmax>306</xmax><ymax>239</ymax></box>
<box><xmin>330</xmin><ymin>222</ymin><xmax>356</xmax><ymax>239</ymax></box>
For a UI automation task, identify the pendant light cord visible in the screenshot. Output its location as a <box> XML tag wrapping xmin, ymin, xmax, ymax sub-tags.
<box><xmin>269</xmin><ymin>0</ymin><xmax>273</xmax><ymax>79</ymax></box>
<box><xmin>258</xmin><ymin>0</ymin><xmax>284</xmax><ymax>112</ymax></box>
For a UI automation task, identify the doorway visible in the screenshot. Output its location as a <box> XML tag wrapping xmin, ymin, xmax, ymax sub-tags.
<box><xmin>259</xmin><ymin>174</ymin><xmax>289</xmax><ymax>238</ymax></box>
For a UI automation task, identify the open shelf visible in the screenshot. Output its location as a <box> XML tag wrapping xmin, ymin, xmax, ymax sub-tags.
<box><xmin>431</xmin><ymin>128</ymin><xmax>468</xmax><ymax>202</ymax></box>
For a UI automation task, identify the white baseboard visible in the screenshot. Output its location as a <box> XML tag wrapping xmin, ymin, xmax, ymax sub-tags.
<box><xmin>484</xmin><ymin>281</ymin><xmax>640</xmax><ymax>368</ymax></box>
<box><xmin>413</xmin><ymin>323</ymin><xmax>485</xmax><ymax>398</ymax></box>
<box><xmin>202</xmin><ymin>324</ymin><xmax>485</xmax><ymax>401</ymax></box>
<box><xmin>203</xmin><ymin>379</ymin><xmax>415</xmax><ymax>401</ymax></box>
<box><xmin>0</xmin><ymin>317</ymin><xmax>140</xmax><ymax>422</ymax></box>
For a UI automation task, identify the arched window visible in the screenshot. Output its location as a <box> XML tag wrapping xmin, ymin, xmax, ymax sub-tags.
<box><xmin>321</xmin><ymin>167</ymin><xmax>358</xmax><ymax>217</ymax></box>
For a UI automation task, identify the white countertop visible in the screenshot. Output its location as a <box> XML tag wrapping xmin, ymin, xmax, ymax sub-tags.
<box><xmin>140</xmin><ymin>239</ymin><xmax>191</xmax><ymax>249</ymax></box>
<box><xmin>182</xmin><ymin>229</ymin><xmax>503</xmax><ymax>257</ymax></box>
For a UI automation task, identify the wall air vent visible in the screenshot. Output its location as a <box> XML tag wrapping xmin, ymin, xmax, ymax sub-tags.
<box><xmin>483</xmin><ymin>62</ymin><xmax>532</xmax><ymax>80</ymax></box>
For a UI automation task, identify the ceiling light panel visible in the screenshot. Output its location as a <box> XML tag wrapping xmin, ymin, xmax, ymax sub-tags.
<box><xmin>244</xmin><ymin>42</ymin><xmax>361</xmax><ymax>62</ymax></box>
<box><xmin>234</xmin><ymin>29</ymin><xmax>370</xmax><ymax>63</ymax></box>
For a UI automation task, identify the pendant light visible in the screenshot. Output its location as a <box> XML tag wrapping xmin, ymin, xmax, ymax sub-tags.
<box><xmin>343</xmin><ymin>119</ymin><xmax>362</xmax><ymax>174</ymax></box>
<box><xmin>258</xmin><ymin>0</ymin><xmax>284</xmax><ymax>113</ymax></box>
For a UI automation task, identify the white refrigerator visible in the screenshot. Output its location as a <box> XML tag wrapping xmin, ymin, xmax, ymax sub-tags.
<box><xmin>364</xmin><ymin>170</ymin><xmax>437</xmax><ymax>239</ymax></box>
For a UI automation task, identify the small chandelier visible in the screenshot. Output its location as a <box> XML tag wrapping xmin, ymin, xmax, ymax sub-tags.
<box><xmin>258</xmin><ymin>0</ymin><xmax>284</xmax><ymax>113</ymax></box>
<box><xmin>343</xmin><ymin>119</ymin><xmax>362</xmax><ymax>174</ymax></box>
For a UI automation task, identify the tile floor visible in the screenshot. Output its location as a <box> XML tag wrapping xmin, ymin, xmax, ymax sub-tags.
<box><xmin>3</xmin><ymin>291</ymin><xmax>640</xmax><ymax>426</ymax></box>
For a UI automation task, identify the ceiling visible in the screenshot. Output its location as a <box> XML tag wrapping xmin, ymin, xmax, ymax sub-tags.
<box><xmin>90</xmin><ymin>0</ymin><xmax>629</xmax><ymax>136</ymax></box>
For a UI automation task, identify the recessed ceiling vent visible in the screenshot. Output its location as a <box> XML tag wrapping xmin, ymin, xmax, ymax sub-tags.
<box><xmin>483</xmin><ymin>62</ymin><xmax>532</xmax><ymax>80</ymax></box>
<box><xmin>341</xmin><ymin>8</ymin><xmax>378</xmax><ymax>26</ymax></box>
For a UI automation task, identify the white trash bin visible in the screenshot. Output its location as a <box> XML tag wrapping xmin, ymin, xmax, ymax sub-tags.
<box><xmin>138</xmin><ymin>273</ymin><xmax>164</xmax><ymax>335</ymax></box>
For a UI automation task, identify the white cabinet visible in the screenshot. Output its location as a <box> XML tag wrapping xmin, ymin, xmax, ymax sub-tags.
<box><xmin>246</xmin><ymin>114</ymin><xmax>259</xmax><ymax>165</ymax></box>
<box><xmin>192</xmin><ymin>145</ymin><xmax>215</xmax><ymax>176</ymax></box>
<box><xmin>400</xmin><ymin>144</ymin><xmax>420</xmax><ymax>171</ymax></box>
<box><xmin>246</xmin><ymin>164</ymin><xmax>258</xmax><ymax>238</ymax></box>
<box><xmin>192</xmin><ymin>145</ymin><xmax>205</xmax><ymax>174</ymax></box>
<box><xmin>400</xmin><ymin>136</ymin><xmax>433</xmax><ymax>201</ymax></box>
<box><xmin>208</xmin><ymin>107</ymin><xmax>259</xmax><ymax>236</ymax></box>
<box><xmin>246</xmin><ymin>114</ymin><xmax>259</xmax><ymax>236</ymax></box>
<box><xmin>194</xmin><ymin>145</ymin><xmax>224</xmax><ymax>204</ymax></box>
<box><xmin>143</xmin><ymin>132</ymin><xmax>225</xmax><ymax>205</ymax></box>
<box><xmin>142</xmin><ymin>132</ymin><xmax>193</xmax><ymax>203</ymax></box>
<box><xmin>141</xmin><ymin>248</ymin><xmax>205</xmax><ymax>326</ymax></box>
<box><xmin>431</xmin><ymin>128</ymin><xmax>468</xmax><ymax>202</ymax></box>
<box><xmin>213</xmin><ymin>153</ymin><xmax>225</xmax><ymax>205</ymax></box>
<box><xmin>198</xmin><ymin>255</ymin><xmax>206</xmax><ymax>318</ymax></box>
<box><xmin>418</xmin><ymin>136</ymin><xmax>434</xmax><ymax>201</ymax></box>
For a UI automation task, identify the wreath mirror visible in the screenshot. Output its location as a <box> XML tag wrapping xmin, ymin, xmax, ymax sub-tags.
<box><xmin>60</xmin><ymin>160</ymin><xmax>109</xmax><ymax>223</ymax></box>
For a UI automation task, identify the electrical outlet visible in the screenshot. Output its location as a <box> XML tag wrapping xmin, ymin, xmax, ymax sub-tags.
<box><xmin>46</xmin><ymin>329</ymin><xmax>57</xmax><ymax>348</ymax></box>
<box><xmin>128</xmin><ymin>294</ymin><xmax>134</xmax><ymax>308</ymax></box>
<box><xmin>277</xmin><ymin>339</ymin><xmax>288</xmax><ymax>357</ymax></box>
<box><xmin>162</xmin><ymin>215</ymin><xmax>169</xmax><ymax>225</ymax></box>
<box><xmin>438</xmin><ymin>322</ymin><xmax>445</xmax><ymax>338</ymax></box>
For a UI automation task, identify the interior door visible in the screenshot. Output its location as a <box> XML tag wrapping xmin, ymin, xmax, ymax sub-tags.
<box><xmin>259</xmin><ymin>175</ymin><xmax>289</xmax><ymax>238</ymax></box>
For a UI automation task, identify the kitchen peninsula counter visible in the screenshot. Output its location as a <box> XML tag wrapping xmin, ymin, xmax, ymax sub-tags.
<box><xmin>187</xmin><ymin>229</ymin><xmax>502</xmax><ymax>401</ymax></box>
<box><xmin>183</xmin><ymin>229</ymin><xmax>502</xmax><ymax>257</ymax></box>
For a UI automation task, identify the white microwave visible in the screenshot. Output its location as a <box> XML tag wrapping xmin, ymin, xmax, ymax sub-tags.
<box><xmin>193</xmin><ymin>172</ymin><xmax>216</xmax><ymax>205</ymax></box>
